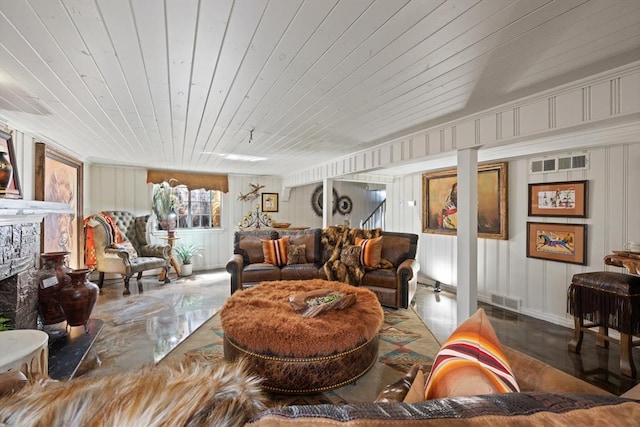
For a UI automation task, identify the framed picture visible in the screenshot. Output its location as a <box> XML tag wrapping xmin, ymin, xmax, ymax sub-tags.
<box><xmin>35</xmin><ymin>143</ymin><xmax>84</xmax><ymax>269</ymax></box>
<box><xmin>0</xmin><ymin>129</ymin><xmax>22</xmax><ymax>199</ymax></box>
<box><xmin>262</xmin><ymin>192</ymin><xmax>278</xmax><ymax>212</ymax></box>
<box><xmin>528</xmin><ymin>180</ymin><xmax>588</xmax><ymax>217</ymax></box>
<box><xmin>526</xmin><ymin>222</ymin><xmax>587</xmax><ymax>265</ymax></box>
<box><xmin>422</xmin><ymin>162</ymin><xmax>508</xmax><ymax>240</ymax></box>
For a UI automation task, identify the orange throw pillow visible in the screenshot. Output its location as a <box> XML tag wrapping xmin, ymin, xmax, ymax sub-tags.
<box><xmin>355</xmin><ymin>236</ymin><xmax>382</xmax><ymax>267</ymax></box>
<box><xmin>424</xmin><ymin>308</ymin><xmax>519</xmax><ymax>400</ymax></box>
<box><xmin>262</xmin><ymin>236</ymin><xmax>290</xmax><ymax>266</ymax></box>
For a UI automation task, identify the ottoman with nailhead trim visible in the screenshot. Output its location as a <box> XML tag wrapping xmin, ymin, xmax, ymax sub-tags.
<box><xmin>221</xmin><ymin>279</ymin><xmax>384</xmax><ymax>394</ymax></box>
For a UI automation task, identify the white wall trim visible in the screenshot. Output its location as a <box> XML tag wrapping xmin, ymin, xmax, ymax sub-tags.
<box><xmin>284</xmin><ymin>62</ymin><xmax>640</xmax><ymax>187</ymax></box>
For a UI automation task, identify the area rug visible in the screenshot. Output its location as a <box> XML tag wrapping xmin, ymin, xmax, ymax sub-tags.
<box><xmin>160</xmin><ymin>306</ymin><xmax>441</xmax><ymax>406</ymax></box>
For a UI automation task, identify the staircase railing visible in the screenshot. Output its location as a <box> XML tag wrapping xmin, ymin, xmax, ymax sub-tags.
<box><xmin>360</xmin><ymin>199</ymin><xmax>386</xmax><ymax>230</ymax></box>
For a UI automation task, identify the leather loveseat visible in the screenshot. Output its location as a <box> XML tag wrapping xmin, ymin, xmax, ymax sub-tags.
<box><xmin>2</xmin><ymin>344</ymin><xmax>637</xmax><ymax>426</ymax></box>
<box><xmin>226</xmin><ymin>227</ymin><xmax>420</xmax><ymax>309</ymax></box>
<box><xmin>247</xmin><ymin>345</ymin><xmax>640</xmax><ymax>426</ymax></box>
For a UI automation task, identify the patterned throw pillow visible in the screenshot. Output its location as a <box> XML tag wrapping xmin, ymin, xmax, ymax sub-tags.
<box><xmin>355</xmin><ymin>236</ymin><xmax>382</xmax><ymax>267</ymax></box>
<box><xmin>286</xmin><ymin>244</ymin><xmax>307</xmax><ymax>265</ymax></box>
<box><xmin>424</xmin><ymin>308</ymin><xmax>520</xmax><ymax>400</ymax></box>
<box><xmin>112</xmin><ymin>241</ymin><xmax>138</xmax><ymax>259</ymax></box>
<box><xmin>340</xmin><ymin>245</ymin><xmax>362</xmax><ymax>267</ymax></box>
<box><xmin>261</xmin><ymin>236</ymin><xmax>290</xmax><ymax>266</ymax></box>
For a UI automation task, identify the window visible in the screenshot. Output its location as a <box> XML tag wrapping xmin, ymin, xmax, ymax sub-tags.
<box><xmin>152</xmin><ymin>182</ymin><xmax>222</xmax><ymax>229</ymax></box>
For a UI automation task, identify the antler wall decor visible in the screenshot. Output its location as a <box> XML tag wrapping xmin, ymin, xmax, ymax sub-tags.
<box><xmin>237</xmin><ymin>183</ymin><xmax>265</xmax><ymax>202</ymax></box>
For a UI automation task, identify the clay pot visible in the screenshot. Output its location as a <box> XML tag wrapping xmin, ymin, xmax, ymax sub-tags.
<box><xmin>59</xmin><ymin>268</ymin><xmax>99</xmax><ymax>329</ymax></box>
<box><xmin>36</xmin><ymin>252</ymin><xmax>71</xmax><ymax>325</ymax></box>
<box><xmin>0</xmin><ymin>151</ymin><xmax>12</xmax><ymax>189</ymax></box>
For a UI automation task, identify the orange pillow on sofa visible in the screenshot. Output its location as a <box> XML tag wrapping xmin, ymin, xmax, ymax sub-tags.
<box><xmin>355</xmin><ymin>236</ymin><xmax>382</xmax><ymax>267</ymax></box>
<box><xmin>424</xmin><ymin>308</ymin><xmax>519</xmax><ymax>400</ymax></box>
<box><xmin>262</xmin><ymin>236</ymin><xmax>289</xmax><ymax>266</ymax></box>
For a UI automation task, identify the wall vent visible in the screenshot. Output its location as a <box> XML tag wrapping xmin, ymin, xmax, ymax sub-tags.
<box><xmin>530</xmin><ymin>152</ymin><xmax>589</xmax><ymax>174</ymax></box>
<box><xmin>490</xmin><ymin>293</ymin><xmax>521</xmax><ymax>312</ymax></box>
<box><xmin>557</xmin><ymin>154</ymin><xmax>588</xmax><ymax>171</ymax></box>
<box><xmin>530</xmin><ymin>158</ymin><xmax>556</xmax><ymax>173</ymax></box>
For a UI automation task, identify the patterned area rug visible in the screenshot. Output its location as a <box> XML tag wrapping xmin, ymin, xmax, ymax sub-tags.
<box><xmin>160</xmin><ymin>306</ymin><xmax>441</xmax><ymax>405</ymax></box>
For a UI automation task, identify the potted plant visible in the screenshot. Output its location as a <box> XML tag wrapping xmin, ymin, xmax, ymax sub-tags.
<box><xmin>174</xmin><ymin>244</ymin><xmax>203</xmax><ymax>276</ymax></box>
<box><xmin>0</xmin><ymin>315</ymin><xmax>12</xmax><ymax>332</ymax></box>
<box><xmin>152</xmin><ymin>181</ymin><xmax>179</xmax><ymax>230</ymax></box>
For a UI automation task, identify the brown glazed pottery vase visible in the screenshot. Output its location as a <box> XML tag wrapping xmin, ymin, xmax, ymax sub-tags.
<box><xmin>36</xmin><ymin>252</ymin><xmax>72</xmax><ymax>325</ymax></box>
<box><xmin>59</xmin><ymin>268</ymin><xmax>99</xmax><ymax>330</ymax></box>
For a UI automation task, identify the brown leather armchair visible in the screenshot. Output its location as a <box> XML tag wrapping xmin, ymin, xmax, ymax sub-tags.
<box><xmin>85</xmin><ymin>211</ymin><xmax>170</xmax><ymax>295</ymax></box>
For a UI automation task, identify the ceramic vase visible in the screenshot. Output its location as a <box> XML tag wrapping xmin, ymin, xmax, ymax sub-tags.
<box><xmin>59</xmin><ymin>268</ymin><xmax>99</xmax><ymax>330</ymax></box>
<box><xmin>0</xmin><ymin>151</ymin><xmax>12</xmax><ymax>189</ymax></box>
<box><xmin>36</xmin><ymin>252</ymin><xmax>72</xmax><ymax>325</ymax></box>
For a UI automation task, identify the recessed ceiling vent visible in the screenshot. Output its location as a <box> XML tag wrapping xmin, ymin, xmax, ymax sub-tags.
<box><xmin>530</xmin><ymin>152</ymin><xmax>589</xmax><ymax>174</ymax></box>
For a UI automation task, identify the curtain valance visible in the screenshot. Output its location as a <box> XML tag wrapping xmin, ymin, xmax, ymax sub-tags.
<box><xmin>146</xmin><ymin>170</ymin><xmax>229</xmax><ymax>193</ymax></box>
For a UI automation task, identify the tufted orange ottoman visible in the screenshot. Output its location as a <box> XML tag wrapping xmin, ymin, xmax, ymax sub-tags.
<box><xmin>220</xmin><ymin>279</ymin><xmax>384</xmax><ymax>394</ymax></box>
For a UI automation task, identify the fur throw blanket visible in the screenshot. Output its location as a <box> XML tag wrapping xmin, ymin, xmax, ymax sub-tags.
<box><xmin>321</xmin><ymin>226</ymin><xmax>392</xmax><ymax>285</ymax></box>
<box><xmin>0</xmin><ymin>359</ymin><xmax>267</xmax><ymax>427</ymax></box>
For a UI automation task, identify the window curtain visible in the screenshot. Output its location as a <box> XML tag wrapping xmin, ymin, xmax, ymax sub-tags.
<box><xmin>146</xmin><ymin>170</ymin><xmax>229</xmax><ymax>193</ymax></box>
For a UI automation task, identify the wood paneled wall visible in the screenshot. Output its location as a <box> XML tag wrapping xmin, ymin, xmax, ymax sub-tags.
<box><xmin>386</xmin><ymin>143</ymin><xmax>640</xmax><ymax>327</ymax></box>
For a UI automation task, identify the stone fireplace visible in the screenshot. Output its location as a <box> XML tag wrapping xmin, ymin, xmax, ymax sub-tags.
<box><xmin>0</xmin><ymin>199</ymin><xmax>73</xmax><ymax>329</ymax></box>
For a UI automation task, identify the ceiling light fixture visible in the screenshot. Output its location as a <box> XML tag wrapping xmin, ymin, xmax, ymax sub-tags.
<box><xmin>200</xmin><ymin>152</ymin><xmax>267</xmax><ymax>162</ymax></box>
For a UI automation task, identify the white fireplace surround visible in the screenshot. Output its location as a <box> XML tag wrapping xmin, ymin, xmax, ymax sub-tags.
<box><xmin>0</xmin><ymin>199</ymin><xmax>73</xmax><ymax>226</ymax></box>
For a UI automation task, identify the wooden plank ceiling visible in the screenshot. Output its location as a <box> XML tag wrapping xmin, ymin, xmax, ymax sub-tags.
<box><xmin>0</xmin><ymin>0</ymin><xmax>638</xmax><ymax>176</ymax></box>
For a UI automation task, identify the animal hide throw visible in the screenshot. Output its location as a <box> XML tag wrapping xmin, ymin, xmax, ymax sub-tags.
<box><xmin>321</xmin><ymin>226</ymin><xmax>390</xmax><ymax>285</ymax></box>
<box><xmin>0</xmin><ymin>359</ymin><xmax>267</xmax><ymax>427</ymax></box>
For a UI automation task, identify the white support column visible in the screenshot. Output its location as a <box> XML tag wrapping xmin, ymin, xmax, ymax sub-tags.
<box><xmin>456</xmin><ymin>148</ymin><xmax>478</xmax><ymax>325</ymax></box>
<box><xmin>322</xmin><ymin>179</ymin><xmax>333</xmax><ymax>228</ymax></box>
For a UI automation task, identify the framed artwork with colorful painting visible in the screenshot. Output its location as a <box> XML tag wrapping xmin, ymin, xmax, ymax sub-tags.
<box><xmin>35</xmin><ymin>143</ymin><xmax>84</xmax><ymax>269</ymax></box>
<box><xmin>422</xmin><ymin>162</ymin><xmax>508</xmax><ymax>240</ymax></box>
<box><xmin>526</xmin><ymin>222</ymin><xmax>587</xmax><ymax>265</ymax></box>
<box><xmin>528</xmin><ymin>180</ymin><xmax>588</xmax><ymax>217</ymax></box>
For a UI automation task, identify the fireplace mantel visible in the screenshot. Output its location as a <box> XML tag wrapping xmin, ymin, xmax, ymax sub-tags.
<box><xmin>0</xmin><ymin>199</ymin><xmax>73</xmax><ymax>226</ymax></box>
<box><xmin>0</xmin><ymin>199</ymin><xmax>75</xmax><ymax>329</ymax></box>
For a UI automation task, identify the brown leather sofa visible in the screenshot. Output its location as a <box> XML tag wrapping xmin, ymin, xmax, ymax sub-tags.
<box><xmin>226</xmin><ymin>228</ymin><xmax>420</xmax><ymax>309</ymax></box>
<box><xmin>248</xmin><ymin>346</ymin><xmax>640</xmax><ymax>426</ymax></box>
<box><xmin>1</xmin><ymin>345</ymin><xmax>638</xmax><ymax>425</ymax></box>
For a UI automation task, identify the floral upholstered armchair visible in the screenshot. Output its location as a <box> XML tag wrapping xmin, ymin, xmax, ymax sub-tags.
<box><xmin>84</xmin><ymin>211</ymin><xmax>170</xmax><ymax>295</ymax></box>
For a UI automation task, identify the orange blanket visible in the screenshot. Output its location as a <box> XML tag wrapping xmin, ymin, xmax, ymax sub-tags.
<box><xmin>83</xmin><ymin>212</ymin><xmax>126</xmax><ymax>269</ymax></box>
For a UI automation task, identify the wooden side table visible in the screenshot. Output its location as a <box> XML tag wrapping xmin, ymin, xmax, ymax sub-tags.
<box><xmin>604</xmin><ymin>251</ymin><xmax>640</xmax><ymax>275</ymax></box>
<box><xmin>0</xmin><ymin>330</ymin><xmax>49</xmax><ymax>380</ymax></box>
<box><xmin>159</xmin><ymin>234</ymin><xmax>181</xmax><ymax>280</ymax></box>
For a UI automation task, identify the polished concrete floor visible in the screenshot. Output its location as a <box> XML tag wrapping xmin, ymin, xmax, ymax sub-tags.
<box><xmin>413</xmin><ymin>284</ymin><xmax>640</xmax><ymax>395</ymax></box>
<box><xmin>60</xmin><ymin>269</ymin><xmax>639</xmax><ymax>395</ymax></box>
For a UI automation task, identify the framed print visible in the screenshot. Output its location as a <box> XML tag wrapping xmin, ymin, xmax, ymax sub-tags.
<box><xmin>0</xmin><ymin>129</ymin><xmax>22</xmax><ymax>199</ymax></box>
<box><xmin>422</xmin><ymin>162</ymin><xmax>508</xmax><ymax>240</ymax></box>
<box><xmin>528</xmin><ymin>180</ymin><xmax>588</xmax><ymax>217</ymax></box>
<box><xmin>262</xmin><ymin>192</ymin><xmax>278</xmax><ymax>212</ymax></box>
<box><xmin>35</xmin><ymin>143</ymin><xmax>84</xmax><ymax>269</ymax></box>
<box><xmin>526</xmin><ymin>222</ymin><xmax>587</xmax><ymax>265</ymax></box>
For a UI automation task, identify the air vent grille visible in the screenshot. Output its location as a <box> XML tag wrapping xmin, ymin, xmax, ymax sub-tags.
<box><xmin>530</xmin><ymin>153</ymin><xmax>589</xmax><ymax>174</ymax></box>
<box><xmin>490</xmin><ymin>293</ymin><xmax>521</xmax><ymax>312</ymax></box>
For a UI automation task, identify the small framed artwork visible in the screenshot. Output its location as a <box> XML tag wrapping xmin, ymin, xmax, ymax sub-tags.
<box><xmin>262</xmin><ymin>192</ymin><xmax>278</xmax><ymax>212</ymax></box>
<box><xmin>526</xmin><ymin>222</ymin><xmax>587</xmax><ymax>265</ymax></box>
<box><xmin>422</xmin><ymin>162</ymin><xmax>508</xmax><ymax>240</ymax></box>
<box><xmin>0</xmin><ymin>130</ymin><xmax>22</xmax><ymax>199</ymax></box>
<box><xmin>528</xmin><ymin>180</ymin><xmax>588</xmax><ymax>217</ymax></box>
<box><xmin>35</xmin><ymin>143</ymin><xmax>84</xmax><ymax>269</ymax></box>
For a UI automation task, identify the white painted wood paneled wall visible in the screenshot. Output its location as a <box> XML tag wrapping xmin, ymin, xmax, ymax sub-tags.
<box><xmin>386</xmin><ymin>142</ymin><xmax>640</xmax><ymax>327</ymax></box>
<box><xmin>85</xmin><ymin>167</ymin><xmax>382</xmax><ymax>274</ymax></box>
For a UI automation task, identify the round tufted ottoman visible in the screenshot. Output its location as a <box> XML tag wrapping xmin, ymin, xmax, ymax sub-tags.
<box><xmin>221</xmin><ymin>279</ymin><xmax>384</xmax><ymax>394</ymax></box>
